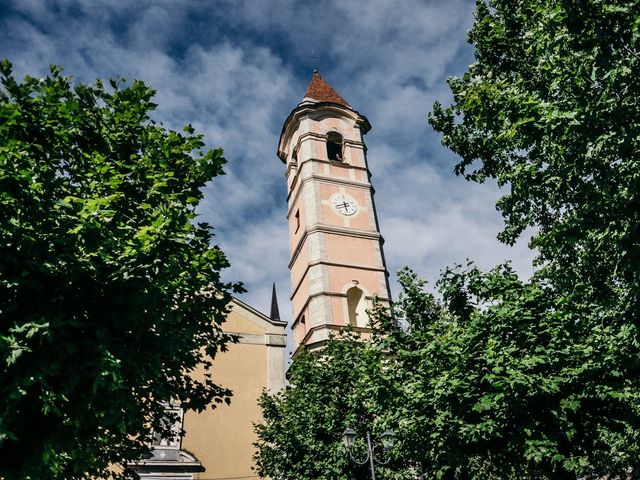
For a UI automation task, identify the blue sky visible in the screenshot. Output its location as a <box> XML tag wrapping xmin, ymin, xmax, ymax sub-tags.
<box><xmin>1</xmin><ymin>0</ymin><xmax>535</xmax><ymax>327</ymax></box>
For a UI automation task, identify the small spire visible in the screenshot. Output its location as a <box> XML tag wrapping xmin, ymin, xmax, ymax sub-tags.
<box><xmin>269</xmin><ymin>282</ymin><xmax>281</xmax><ymax>321</ymax></box>
<box><xmin>302</xmin><ymin>71</ymin><xmax>351</xmax><ymax>108</ymax></box>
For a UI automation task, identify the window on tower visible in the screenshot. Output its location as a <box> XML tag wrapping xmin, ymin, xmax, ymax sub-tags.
<box><xmin>326</xmin><ymin>131</ymin><xmax>343</xmax><ymax>161</ymax></box>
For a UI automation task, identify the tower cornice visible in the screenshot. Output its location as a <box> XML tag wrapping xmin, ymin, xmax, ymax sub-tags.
<box><xmin>292</xmin><ymin>324</ymin><xmax>374</xmax><ymax>357</ymax></box>
<box><xmin>277</xmin><ymin>102</ymin><xmax>371</xmax><ymax>163</ymax></box>
<box><xmin>287</xmin><ymin>223</ymin><xmax>386</xmax><ymax>270</ymax></box>
<box><xmin>286</xmin><ymin>173</ymin><xmax>375</xmax><ymax>210</ymax></box>
<box><xmin>288</xmin><ymin>260</ymin><xmax>390</xmax><ymax>304</ymax></box>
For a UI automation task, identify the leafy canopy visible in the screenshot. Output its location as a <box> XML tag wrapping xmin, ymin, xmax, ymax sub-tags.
<box><xmin>0</xmin><ymin>61</ymin><xmax>241</xmax><ymax>479</ymax></box>
<box><xmin>389</xmin><ymin>267</ymin><xmax>640</xmax><ymax>479</ymax></box>
<box><xmin>256</xmin><ymin>265</ymin><xmax>640</xmax><ymax>479</ymax></box>
<box><xmin>429</xmin><ymin>0</ymin><xmax>640</xmax><ymax>306</ymax></box>
<box><xmin>254</xmin><ymin>327</ymin><xmax>408</xmax><ymax>480</ymax></box>
<box><xmin>428</xmin><ymin>0</ymin><xmax>640</xmax><ymax>476</ymax></box>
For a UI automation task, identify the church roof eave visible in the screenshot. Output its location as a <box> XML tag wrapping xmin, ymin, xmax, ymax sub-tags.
<box><xmin>230</xmin><ymin>296</ymin><xmax>287</xmax><ymax>328</ymax></box>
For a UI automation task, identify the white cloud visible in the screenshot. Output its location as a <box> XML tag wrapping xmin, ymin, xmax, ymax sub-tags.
<box><xmin>1</xmin><ymin>0</ymin><xmax>538</xmax><ymax>331</ymax></box>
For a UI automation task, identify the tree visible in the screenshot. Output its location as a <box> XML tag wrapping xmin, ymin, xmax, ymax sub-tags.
<box><xmin>425</xmin><ymin>0</ymin><xmax>640</xmax><ymax>477</ymax></box>
<box><xmin>429</xmin><ymin>0</ymin><xmax>640</xmax><ymax>315</ymax></box>
<box><xmin>384</xmin><ymin>267</ymin><xmax>640</xmax><ymax>479</ymax></box>
<box><xmin>0</xmin><ymin>61</ymin><xmax>241</xmax><ymax>479</ymax></box>
<box><xmin>254</xmin><ymin>329</ymin><xmax>410</xmax><ymax>480</ymax></box>
<box><xmin>256</xmin><ymin>265</ymin><xmax>640</xmax><ymax>479</ymax></box>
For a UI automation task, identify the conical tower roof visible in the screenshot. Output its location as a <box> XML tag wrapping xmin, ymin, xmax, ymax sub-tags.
<box><xmin>278</xmin><ymin>70</ymin><xmax>370</xmax><ymax>163</ymax></box>
<box><xmin>302</xmin><ymin>71</ymin><xmax>351</xmax><ymax>108</ymax></box>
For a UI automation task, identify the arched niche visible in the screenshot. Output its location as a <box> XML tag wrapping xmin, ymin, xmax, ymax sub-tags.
<box><xmin>346</xmin><ymin>285</ymin><xmax>368</xmax><ymax>328</ymax></box>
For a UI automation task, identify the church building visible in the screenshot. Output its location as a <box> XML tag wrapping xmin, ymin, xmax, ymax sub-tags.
<box><xmin>129</xmin><ymin>71</ymin><xmax>390</xmax><ymax>480</ymax></box>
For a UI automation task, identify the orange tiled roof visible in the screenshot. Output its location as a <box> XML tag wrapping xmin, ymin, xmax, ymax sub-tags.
<box><xmin>303</xmin><ymin>71</ymin><xmax>351</xmax><ymax>108</ymax></box>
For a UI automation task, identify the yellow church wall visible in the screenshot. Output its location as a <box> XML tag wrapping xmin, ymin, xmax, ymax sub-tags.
<box><xmin>181</xmin><ymin>301</ymin><xmax>286</xmax><ymax>480</ymax></box>
<box><xmin>127</xmin><ymin>299</ymin><xmax>286</xmax><ymax>480</ymax></box>
<box><xmin>182</xmin><ymin>341</ymin><xmax>266</xmax><ymax>480</ymax></box>
<box><xmin>224</xmin><ymin>304</ymin><xmax>268</xmax><ymax>336</ymax></box>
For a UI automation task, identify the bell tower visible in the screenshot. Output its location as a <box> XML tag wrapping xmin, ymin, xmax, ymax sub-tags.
<box><xmin>278</xmin><ymin>71</ymin><xmax>391</xmax><ymax>353</ymax></box>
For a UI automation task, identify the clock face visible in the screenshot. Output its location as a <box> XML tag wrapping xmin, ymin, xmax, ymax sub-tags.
<box><xmin>331</xmin><ymin>193</ymin><xmax>358</xmax><ymax>216</ymax></box>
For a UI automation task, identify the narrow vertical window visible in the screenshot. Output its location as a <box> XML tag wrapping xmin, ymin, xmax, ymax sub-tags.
<box><xmin>326</xmin><ymin>131</ymin><xmax>343</xmax><ymax>161</ymax></box>
<box><xmin>152</xmin><ymin>404</ymin><xmax>183</xmax><ymax>449</ymax></box>
<box><xmin>294</xmin><ymin>209</ymin><xmax>300</xmax><ymax>233</ymax></box>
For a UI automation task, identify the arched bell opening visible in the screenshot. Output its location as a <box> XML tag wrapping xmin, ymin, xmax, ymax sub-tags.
<box><xmin>326</xmin><ymin>131</ymin><xmax>343</xmax><ymax>161</ymax></box>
